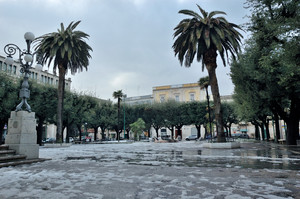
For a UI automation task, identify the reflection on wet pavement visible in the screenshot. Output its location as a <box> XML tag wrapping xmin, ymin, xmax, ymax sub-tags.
<box><xmin>103</xmin><ymin>142</ymin><xmax>300</xmax><ymax>170</ymax></box>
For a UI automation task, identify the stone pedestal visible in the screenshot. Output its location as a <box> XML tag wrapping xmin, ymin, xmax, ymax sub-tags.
<box><xmin>5</xmin><ymin>111</ymin><xmax>39</xmax><ymax>159</ymax></box>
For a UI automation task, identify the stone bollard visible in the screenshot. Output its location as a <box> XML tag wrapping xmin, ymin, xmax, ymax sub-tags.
<box><xmin>5</xmin><ymin>111</ymin><xmax>39</xmax><ymax>159</ymax></box>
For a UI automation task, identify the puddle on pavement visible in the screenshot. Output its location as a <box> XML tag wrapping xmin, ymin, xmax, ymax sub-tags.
<box><xmin>125</xmin><ymin>146</ymin><xmax>300</xmax><ymax>170</ymax></box>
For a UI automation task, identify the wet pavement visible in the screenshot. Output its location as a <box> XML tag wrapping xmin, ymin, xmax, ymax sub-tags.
<box><xmin>0</xmin><ymin>140</ymin><xmax>299</xmax><ymax>199</ymax></box>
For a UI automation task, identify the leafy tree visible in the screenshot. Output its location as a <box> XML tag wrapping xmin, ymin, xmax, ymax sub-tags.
<box><xmin>30</xmin><ymin>82</ymin><xmax>57</xmax><ymax>145</ymax></box>
<box><xmin>142</xmin><ymin>104</ymin><xmax>155</xmax><ymax>138</ymax></box>
<box><xmin>0</xmin><ymin>73</ymin><xmax>18</xmax><ymax>143</ymax></box>
<box><xmin>35</xmin><ymin>21</ymin><xmax>92</xmax><ymax>143</ymax></box>
<box><xmin>173</xmin><ymin>5</ymin><xmax>243</xmax><ymax>142</ymax></box>
<box><xmin>88</xmin><ymin>100</ymin><xmax>114</xmax><ymax>140</ymax></box>
<box><xmin>185</xmin><ymin>101</ymin><xmax>207</xmax><ymax>138</ymax></box>
<box><xmin>162</xmin><ymin>100</ymin><xmax>179</xmax><ymax>140</ymax></box>
<box><xmin>173</xmin><ymin>102</ymin><xmax>191</xmax><ymax>139</ymax></box>
<box><xmin>130</xmin><ymin>118</ymin><xmax>145</xmax><ymax>141</ymax></box>
<box><xmin>222</xmin><ymin>102</ymin><xmax>238</xmax><ymax>137</ymax></box>
<box><xmin>121</xmin><ymin>104</ymin><xmax>139</xmax><ymax>139</ymax></box>
<box><xmin>233</xmin><ymin>0</ymin><xmax>300</xmax><ymax>144</ymax></box>
<box><xmin>63</xmin><ymin>92</ymin><xmax>98</xmax><ymax>142</ymax></box>
<box><xmin>231</xmin><ymin>40</ymin><xmax>273</xmax><ymax>140</ymax></box>
<box><xmin>149</xmin><ymin>103</ymin><xmax>165</xmax><ymax>138</ymax></box>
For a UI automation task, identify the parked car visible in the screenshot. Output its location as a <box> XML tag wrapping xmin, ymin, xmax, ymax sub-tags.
<box><xmin>45</xmin><ymin>138</ymin><xmax>56</xmax><ymax>143</ymax></box>
<box><xmin>238</xmin><ymin>133</ymin><xmax>250</xmax><ymax>139</ymax></box>
<box><xmin>185</xmin><ymin>135</ymin><xmax>198</xmax><ymax>141</ymax></box>
<box><xmin>232</xmin><ymin>133</ymin><xmax>249</xmax><ymax>139</ymax></box>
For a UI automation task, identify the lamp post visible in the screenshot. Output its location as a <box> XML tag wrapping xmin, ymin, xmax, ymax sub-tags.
<box><xmin>84</xmin><ymin>122</ymin><xmax>88</xmax><ymax>141</ymax></box>
<box><xmin>123</xmin><ymin>94</ymin><xmax>127</xmax><ymax>139</ymax></box>
<box><xmin>4</xmin><ymin>32</ymin><xmax>43</xmax><ymax>112</ymax></box>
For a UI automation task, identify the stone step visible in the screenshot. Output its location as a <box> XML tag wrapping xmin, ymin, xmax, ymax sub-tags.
<box><xmin>0</xmin><ymin>158</ymin><xmax>48</xmax><ymax>168</ymax></box>
<box><xmin>0</xmin><ymin>154</ymin><xmax>27</xmax><ymax>163</ymax></box>
<box><xmin>0</xmin><ymin>150</ymin><xmax>16</xmax><ymax>156</ymax></box>
<box><xmin>0</xmin><ymin>145</ymin><xmax>9</xmax><ymax>151</ymax></box>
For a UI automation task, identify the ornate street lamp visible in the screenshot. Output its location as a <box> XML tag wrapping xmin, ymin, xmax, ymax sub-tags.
<box><xmin>4</xmin><ymin>32</ymin><xmax>43</xmax><ymax>112</ymax></box>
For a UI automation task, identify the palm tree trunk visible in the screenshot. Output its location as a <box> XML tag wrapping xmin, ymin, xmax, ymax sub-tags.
<box><xmin>56</xmin><ymin>65</ymin><xmax>66</xmax><ymax>143</ymax></box>
<box><xmin>117</xmin><ymin>98</ymin><xmax>120</xmax><ymax>142</ymax></box>
<box><xmin>206</xmin><ymin>65</ymin><xmax>225</xmax><ymax>142</ymax></box>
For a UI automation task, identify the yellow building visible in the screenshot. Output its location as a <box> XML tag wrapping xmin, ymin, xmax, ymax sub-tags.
<box><xmin>153</xmin><ymin>83</ymin><xmax>206</xmax><ymax>103</ymax></box>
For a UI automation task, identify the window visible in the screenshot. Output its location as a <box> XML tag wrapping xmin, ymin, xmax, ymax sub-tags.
<box><xmin>13</xmin><ymin>66</ymin><xmax>17</xmax><ymax>74</ymax></box>
<box><xmin>175</xmin><ymin>95</ymin><xmax>180</xmax><ymax>102</ymax></box>
<box><xmin>3</xmin><ymin>63</ymin><xmax>7</xmax><ymax>71</ymax></box>
<box><xmin>190</xmin><ymin>93</ymin><xmax>195</xmax><ymax>101</ymax></box>
<box><xmin>8</xmin><ymin>65</ymin><xmax>12</xmax><ymax>74</ymax></box>
<box><xmin>160</xmin><ymin>95</ymin><xmax>165</xmax><ymax>103</ymax></box>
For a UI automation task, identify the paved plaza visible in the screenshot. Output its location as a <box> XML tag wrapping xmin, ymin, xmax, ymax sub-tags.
<box><xmin>0</xmin><ymin>141</ymin><xmax>299</xmax><ymax>199</ymax></box>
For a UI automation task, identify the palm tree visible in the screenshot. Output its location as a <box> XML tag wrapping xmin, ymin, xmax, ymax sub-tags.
<box><xmin>34</xmin><ymin>21</ymin><xmax>92</xmax><ymax>143</ymax></box>
<box><xmin>113</xmin><ymin>90</ymin><xmax>123</xmax><ymax>142</ymax></box>
<box><xmin>198</xmin><ymin>76</ymin><xmax>212</xmax><ymax>139</ymax></box>
<box><xmin>173</xmin><ymin>5</ymin><xmax>242</xmax><ymax>142</ymax></box>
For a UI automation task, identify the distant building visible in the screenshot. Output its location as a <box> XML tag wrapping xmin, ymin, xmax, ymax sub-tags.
<box><xmin>124</xmin><ymin>95</ymin><xmax>153</xmax><ymax>106</ymax></box>
<box><xmin>0</xmin><ymin>55</ymin><xmax>72</xmax><ymax>90</ymax></box>
<box><xmin>153</xmin><ymin>83</ymin><xmax>206</xmax><ymax>103</ymax></box>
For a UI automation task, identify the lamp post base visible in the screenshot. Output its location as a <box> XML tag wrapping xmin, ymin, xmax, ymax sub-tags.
<box><xmin>5</xmin><ymin>111</ymin><xmax>39</xmax><ymax>159</ymax></box>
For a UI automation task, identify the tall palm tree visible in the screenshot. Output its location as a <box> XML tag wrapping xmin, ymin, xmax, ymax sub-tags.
<box><xmin>173</xmin><ymin>5</ymin><xmax>242</xmax><ymax>142</ymax></box>
<box><xmin>198</xmin><ymin>76</ymin><xmax>212</xmax><ymax>139</ymax></box>
<box><xmin>34</xmin><ymin>21</ymin><xmax>92</xmax><ymax>143</ymax></box>
<box><xmin>113</xmin><ymin>90</ymin><xmax>123</xmax><ymax>142</ymax></box>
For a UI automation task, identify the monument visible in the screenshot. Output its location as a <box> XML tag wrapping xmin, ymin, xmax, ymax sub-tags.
<box><xmin>3</xmin><ymin>32</ymin><xmax>43</xmax><ymax>159</ymax></box>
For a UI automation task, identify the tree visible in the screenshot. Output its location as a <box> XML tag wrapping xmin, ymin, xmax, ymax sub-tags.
<box><xmin>63</xmin><ymin>92</ymin><xmax>98</xmax><ymax>143</ymax></box>
<box><xmin>198</xmin><ymin>76</ymin><xmax>213</xmax><ymax>138</ymax></box>
<box><xmin>149</xmin><ymin>103</ymin><xmax>165</xmax><ymax>138</ymax></box>
<box><xmin>130</xmin><ymin>118</ymin><xmax>145</xmax><ymax>141</ymax></box>
<box><xmin>35</xmin><ymin>21</ymin><xmax>92</xmax><ymax>143</ymax></box>
<box><xmin>222</xmin><ymin>102</ymin><xmax>238</xmax><ymax>137</ymax></box>
<box><xmin>185</xmin><ymin>101</ymin><xmax>207</xmax><ymax>139</ymax></box>
<box><xmin>231</xmin><ymin>0</ymin><xmax>300</xmax><ymax>145</ymax></box>
<box><xmin>173</xmin><ymin>5</ymin><xmax>243</xmax><ymax>142</ymax></box>
<box><xmin>88</xmin><ymin>100</ymin><xmax>114</xmax><ymax>141</ymax></box>
<box><xmin>0</xmin><ymin>73</ymin><xmax>18</xmax><ymax>144</ymax></box>
<box><xmin>30</xmin><ymin>82</ymin><xmax>57</xmax><ymax>145</ymax></box>
<box><xmin>162</xmin><ymin>100</ymin><xmax>179</xmax><ymax>140</ymax></box>
<box><xmin>113</xmin><ymin>90</ymin><xmax>123</xmax><ymax>141</ymax></box>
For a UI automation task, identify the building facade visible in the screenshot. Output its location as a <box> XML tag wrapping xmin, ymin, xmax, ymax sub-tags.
<box><xmin>153</xmin><ymin>83</ymin><xmax>206</xmax><ymax>103</ymax></box>
<box><xmin>0</xmin><ymin>55</ymin><xmax>72</xmax><ymax>90</ymax></box>
<box><xmin>124</xmin><ymin>95</ymin><xmax>153</xmax><ymax>106</ymax></box>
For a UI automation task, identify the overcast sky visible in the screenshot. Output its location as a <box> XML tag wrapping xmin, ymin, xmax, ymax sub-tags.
<box><xmin>0</xmin><ymin>0</ymin><xmax>250</xmax><ymax>101</ymax></box>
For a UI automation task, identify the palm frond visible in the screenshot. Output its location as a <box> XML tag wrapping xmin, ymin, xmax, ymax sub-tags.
<box><xmin>179</xmin><ymin>9</ymin><xmax>202</xmax><ymax>19</ymax></box>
